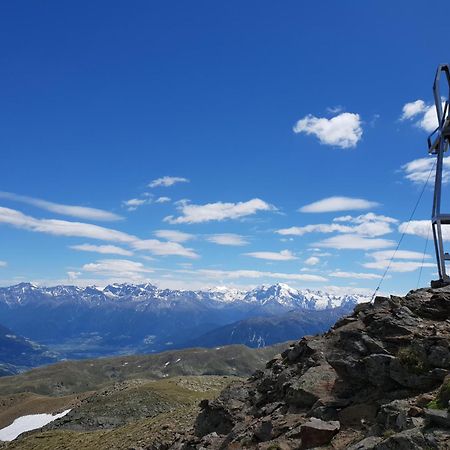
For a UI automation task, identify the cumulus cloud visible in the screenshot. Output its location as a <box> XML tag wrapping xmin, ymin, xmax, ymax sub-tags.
<box><xmin>0</xmin><ymin>206</ymin><xmax>198</xmax><ymax>258</ymax></box>
<box><xmin>154</xmin><ymin>229</ymin><xmax>195</xmax><ymax>243</ymax></box>
<box><xmin>293</xmin><ymin>112</ymin><xmax>363</xmax><ymax>149</ymax></box>
<box><xmin>149</xmin><ymin>176</ymin><xmax>189</xmax><ymax>188</ymax></box>
<box><xmin>315</xmin><ymin>234</ymin><xmax>395</xmax><ymax>250</ymax></box>
<box><xmin>304</xmin><ymin>256</ymin><xmax>320</xmax><ymax>266</ymax></box>
<box><xmin>244</xmin><ymin>249</ymin><xmax>297</xmax><ymax>261</ymax></box>
<box><xmin>165</xmin><ymin>198</ymin><xmax>274</xmax><ymax>224</ymax></box>
<box><xmin>0</xmin><ymin>191</ymin><xmax>122</xmax><ymax>221</ymax></box>
<box><xmin>400</xmin><ymin>99</ymin><xmax>439</xmax><ymax>132</ymax></box>
<box><xmin>329</xmin><ymin>271</ymin><xmax>382</xmax><ymax>280</ymax></box>
<box><xmin>401</xmin><ymin>157</ymin><xmax>447</xmax><ymax>185</ymax></box>
<box><xmin>206</xmin><ymin>234</ymin><xmax>249</xmax><ymax>246</ymax></box>
<box><xmin>299</xmin><ymin>196</ymin><xmax>379</xmax><ymax>213</ymax></box>
<box><xmin>70</xmin><ymin>244</ymin><xmax>133</xmax><ymax>256</ymax></box>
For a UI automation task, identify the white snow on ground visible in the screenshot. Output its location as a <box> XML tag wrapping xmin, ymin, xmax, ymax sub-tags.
<box><xmin>0</xmin><ymin>409</ymin><xmax>71</xmax><ymax>442</ymax></box>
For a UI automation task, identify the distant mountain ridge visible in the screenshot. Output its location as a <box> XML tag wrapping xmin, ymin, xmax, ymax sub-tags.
<box><xmin>0</xmin><ymin>282</ymin><xmax>370</xmax><ymax>360</ymax></box>
<box><xmin>0</xmin><ymin>282</ymin><xmax>368</xmax><ymax>309</ymax></box>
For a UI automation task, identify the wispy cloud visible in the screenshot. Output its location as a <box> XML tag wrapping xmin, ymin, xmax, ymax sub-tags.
<box><xmin>0</xmin><ymin>206</ymin><xmax>198</xmax><ymax>258</ymax></box>
<box><xmin>400</xmin><ymin>99</ymin><xmax>438</xmax><ymax>132</ymax></box>
<box><xmin>398</xmin><ymin>220</ymin><xmax>450</xmax><ymax>241</ymax></box>
<box><xmin>0</xmin><ymin>191</ymin><xmax>122</xmax><ymax>221</ymax></box>
<box><xmin>164</xmin><ymin>198</ymin><xmax>275</xmax><ymax>224</ymax></box>
<box><xmin>149</xmin><ymin>176</ymin><xmax>189</xmax><ymax>188</ymax></box>
<box><xmin>244</xmin><ymin>249</ymin><xmax>297</xmax><ymax>261</ymax></box>
<box><xmin>82</xmin><ymin>259</ymin><xmax>153</xmax><ymax>279</ymax></box>
<box><xmin>401</xmin><ymin>157</ymin><xmax>447</xmax><ymax>185</ymax></box>
<box><xmin>122</xmin><ymin>197</ymin><xmax>152</xmax><ymax>211</ymax></box>
<box><xmin>206</xmin><ymin>234</ymin><xmax>249</xmax><ymax>246</ymax></box>
<box><xmin>155</xmin><ymin>196</ymin><xmax>171</xmax><ymax>203</ymax></box>
<box><xmin>293</xmin><ymin>112</ymin><xmax>363</xmax><ymax>149</ymax></box>
<box><xmin>315</xmin><ymin>234</ymin><xmax>395</xmax><ymax>250</ymax></box>
<box><xmin>362</xmin><ymin>260</ymin><xmax>434</xmax><ymax>273</ymax></box>
<box><xmin>70</xmin><ymin>243</ymin><xmax>133</xmax><ymax>256</ymax></box>
<box><xmin>154</xmin><ymin>229</ymin><xmax>195</xmax><ymax>243</ymax></box>
<box><xmin>0</xmin><ymin>261</ymin><xmax>7</xmax><ymax>268</ymax></box>
<box><xmin>131</xmin><ymin>239</ymin><xmax>198</xmax><ymax>258</ymax></box>
<box><xmin>278</xmin><ymin>213</ymin><xmax>395</xmax><ymax>238</ymax></box>
<box><xmin>362</xmin><ymin>248</ymin><xmax>434</xmax><ymax>273</ymax></box>
<box><xmin>329</xmin><ymin>271</ymin><xmax>382</xmax><ymax>280</ymax></box>
<box><xmin>299</xmin><ymin>196</ymin><xmax>379</xmax><ymax>213</ymax></box>
<box><xmin>182</xmin><ymin>268</ymin><xmax>327</xmax><ymax>283</ymax></box>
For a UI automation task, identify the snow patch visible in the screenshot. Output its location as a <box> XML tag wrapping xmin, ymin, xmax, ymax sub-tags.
<box><xmin>0</xmin><ymin>409</ymin><xmax>71</xmax><ymax>442</ymax></box>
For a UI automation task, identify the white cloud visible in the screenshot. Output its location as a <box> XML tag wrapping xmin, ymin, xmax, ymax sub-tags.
<box><xmin>278</xmin><ymin>212</ymin><xmax>396</xmax><ymax>238</ymax></box>
<box><xmin>401</xmin><ymin>157</ymin><xmax>448</xmax><ymax>185</ymax></box>
<box><xmin>329</xmin><ymin>271</ymin><xmax>382</xmax><ymax>280</ymax></box>
<box><xmin>70</xmin><ymin>244</ymin><xmax>133</xmax><ymax>256</ymax></box>
<box><xmin>155</xmin><ymin>196</ymin><xmax>171</xmax><ymax>203</ymax></box>
<box><xmin>0</xmin><ymin>206</ymin><xmax>135</xmax><ymax>243</ymax></box>
<box><xmin>131</xmin><ymin>239</ymin><xmax>198</xmax><ymax>258</ymax></box>
<box><xmin>82</xmin><ymin>259</ymin><xmax>153</xmax><ymax>279</ymax></box>
<box><xmin>363</xmin><ymin>248</ymin><xmax>434</xmax><ymax>273</ymax></box>
<box><xmin>206</xmin><ymin>234</ymin><xmax>249</xmax><ymax>246</ymax></box>
<box><xmin>369</xmin><ymin>250</ymin><xmax>430</xmax><ymax>261</ymax></box>
<box><xmin>187</xmin><ymin>268</ymin><xmax>327</xmax><ymax>283</ymax></box>
<box><xmin>244</xmin><ymin>250</ymin><xmax>298</xmax><ymax>261</ymax></box>
<box><xmin>165</xmin><ymin>198</ymin><xmax>274</xmax><ymax>224</ymax></box>
<box><xmin>277</xmin><ymin>223</ymin><xmax>352</xmax><ymax>236</ymax></box>
<box><xmin>305</xmin><ymin>256</ymin><xmax>320</xmax><ymax>266</ymax></box>
<box><xmin>0</xmin><ymin>191</ymin><xmax>122</xmax><ymax>221</ymax></box>
<box><xmin>0</xmin><ymin>206</ymin><xmax>198</xmax><ymax>258</ymax></box>
<box><xmin>398</xmin><ymin>220</ymin><xmax>450</xmax><ymax>241</ymax></box>
<box><xmin>363</xmin><ymin>260</ymin><xmax>435</xmax><ymax>273</ymax></box>
<box><xmin>67</xmin><ymin>271</ymin><xmax>81</xmax><ymax>281</ymax></box>
<box><xmin>401</xmin><ymin>100</ymin><xmax>428</xmax><ymax>120</ymax></box>
<box><xmin>293</xmin><ymin>112</ymin><xmax>363</xmax><ymax>149</ymax></box>
<box><xmin>300</xmin><ymin>196</ymin><xmax>379</xmax><ymax>213</ymax></box>
<box><xmin>149</xmin><ymin>176</ymin><xmax>189</xmax><ymax>188</ymax></box>
<box><xmin>154</xmin><ymin>229</ymin><xmax>195</xmax><ymax>243</ymax></box>
<box><xmin>333</xmin><ymin>212</ymin><xmax>398</xmax><ymax>224</ymax></box>
<box><xmin>315</xmin><ymin>234</ymin><xmax>395</xmax><ymax>250</ymax></box>
<box><xmin>122</xmin><ymin>197</ymin><xmax>152</xmax><ymax>211</ymax></box>
<box><xmin>0</xmin><ymin>261</ymin><xmax>6</xmax><ymax>268</ymax></box>
<box><xmin>400</xmin><ymin>99</ymin><xmax>439</xmax><ymax>132</ymax></box>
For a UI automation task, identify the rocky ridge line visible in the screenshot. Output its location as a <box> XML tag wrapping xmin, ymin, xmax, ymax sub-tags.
<box><xmin>168</xmin><ymin>286</ymin><xmax>450</xmax><ymax>449</ymax></box>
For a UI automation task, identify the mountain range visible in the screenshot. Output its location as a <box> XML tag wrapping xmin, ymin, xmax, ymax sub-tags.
<box><xmin>0</xmin><ymin>282</ymin><xmax>369</xmax><ymax>362</ymax></box>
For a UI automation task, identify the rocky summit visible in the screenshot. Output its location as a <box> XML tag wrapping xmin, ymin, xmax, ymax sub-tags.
<box><xmin>169</xmin><ymin>286</ymin><xmax>450</xmax><ymax>449</ymax></box>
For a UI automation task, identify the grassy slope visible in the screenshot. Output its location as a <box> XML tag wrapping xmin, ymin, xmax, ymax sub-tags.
<box><xmin>0</xmin><ymin>343</ymin><xmax>289</xmax><ymax>397</ymax></box>
<box><xmin>0</xmin><ymin>376</ymin><xmax>238</xmax><ymax>450</ymax></box>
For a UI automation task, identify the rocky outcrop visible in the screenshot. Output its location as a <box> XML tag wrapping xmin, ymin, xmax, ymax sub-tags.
<box><xmin>168</xmin><ymin>286</ymin><xmax>450</xmax><ymax>449</ymax></box>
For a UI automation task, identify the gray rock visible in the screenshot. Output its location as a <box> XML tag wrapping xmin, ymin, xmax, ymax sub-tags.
<box><xmin>425</xmin><ymin>408</ymin><xmax>450</xmax><ymax>428</ymax></box>
<box><xmin>298</xmin><ymin>417</ymin><xmax>340</xmax><ymax>449</ymax></box>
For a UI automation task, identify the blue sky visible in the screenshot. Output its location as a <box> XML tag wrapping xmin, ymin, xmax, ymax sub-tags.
<box><xmin>0</xmin><ymin>0</ymin><xmax>449</xmax><ymax>294</ymax></box>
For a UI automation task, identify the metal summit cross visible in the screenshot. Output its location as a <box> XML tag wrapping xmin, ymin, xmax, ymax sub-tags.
<box><xmin>429</xmin><ymin>64</ymin><xmax>450</xmax><ymax>285</ymax></box>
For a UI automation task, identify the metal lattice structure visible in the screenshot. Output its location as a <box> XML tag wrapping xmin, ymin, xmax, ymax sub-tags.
<box><xmin>428</xmin><ymin>64</ymin><xmax>450</xmax><ymax>283</ymax></box>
